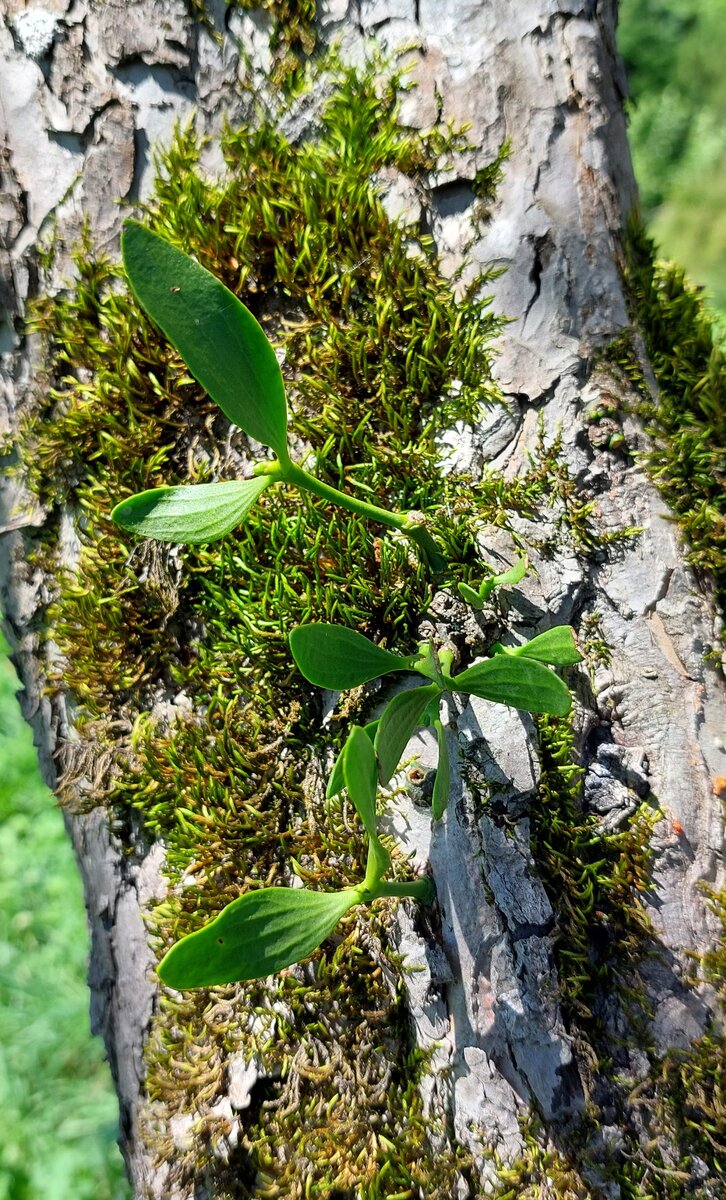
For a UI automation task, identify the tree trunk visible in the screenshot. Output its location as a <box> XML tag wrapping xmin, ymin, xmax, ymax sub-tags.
<box><xmin>2</xmin><ymin>2</ymin><xmax>724</xmax><ymax>1197</ymax></box>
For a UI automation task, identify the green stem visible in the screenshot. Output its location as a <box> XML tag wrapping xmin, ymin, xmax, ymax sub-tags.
<box><xmin>276</xmin><ymin>460</ymin><xmax>447</xmax><ymax>573</ymax></box>
<box><xmin>366</xmin><ymin>877</ymin><xmax>436</xmax><ymax>904</ymax></box>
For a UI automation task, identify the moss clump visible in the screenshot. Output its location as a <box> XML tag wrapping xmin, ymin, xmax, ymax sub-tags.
<box><xmin>622</xmin><ymin>218</ymin><xmax>726</xmax><ymax>620</ymax></box>
<box><xmin>638</xmin><ymin>889</ymin><xmax>726</xmax><ymax>1190</ymax></box>
<box><xmin>532</xmin><ymin>714</ymin><xmax>657</xmax><ymax>1025</ymax></box>
<box><xmin>232</xmin><ymin>0</ymin><xmax>318</xmax><ymax>91</ymax></box>
<box><xmin>184</xmin><ymin>1</ymin><xmax>317</xmax><ymax>91</ymax></box>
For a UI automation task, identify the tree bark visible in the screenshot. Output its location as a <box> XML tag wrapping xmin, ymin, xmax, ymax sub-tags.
<box><xmin>1</xmin><ymin>2</ymin><xmax>724</xmax><ymax>1197</ymax></box>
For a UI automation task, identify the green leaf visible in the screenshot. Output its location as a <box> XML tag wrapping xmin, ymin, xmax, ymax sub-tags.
<box><xmin>479</xmin><ymin>554</ymin><xmax>528</xmax><ymax>601</ymax></box>
<box><xmin>510</xmin><ymin>626</ymin><xmax>582</xmax><ymax>666</ymax></box>
<box><xmin>457</xmin><ymin>581</ymin><xmax>485</xmax><ymax>609</ymax></box>
<box><xmin>451</xmin><ymin>655</ymin><xmax>572</xmax><ymax>716</ymax></box>
<box><xmin>431</xmin><ymin>719</ymin><xmax>450</xmax><ymax>821</ymax></box>
<box><xmin>411</xmin><ymin>641</ymin><xmax>447</xmax><ymax>687</ymax></box>
<box><xmin>157</xmin><ymin>886</ymin><xmax>358</xmax><ymax>988</ymax></box>
<box><xmin>111</xmin><ymin>477</ymin><xmax>270</xmax><ymax>543</ymax></box>
<box><xmin>289</xmin><ymin>624</ymin><xmax>412</xmax><ymax>690</ymax></box>
<box><xmin>375</xmin><ymin>684</ymin><xmax>440</xmax><ymax>785</ymax></box>
<box><xmin>122</xmin><ymin>221</ymin><xmax>289</xmax><ymax>461</ymax></box>
<box><xmin>342</xmin><ymin>726</ymin><xmax>378</xmax><ymax>839</ymax></box>
<box><xmin>326</xmin><ymin>721</ymin><xmax>378</xmax><ymax>801</ymax></box>
<box><xmin>364</xmin><ymin>835</ymin><xmax>391</xmax><ymax>891</ymax></box>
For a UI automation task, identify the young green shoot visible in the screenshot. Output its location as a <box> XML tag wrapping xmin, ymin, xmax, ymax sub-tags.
<box><xmin>110</xmin><ymin>222</ymin><xmax>446</xmax><ymax>571</ymax></box>
<box><xmin>295</xmin><ymin>620</ymin><xmax>582</xmax><ymax>812</ymax></box>
<box><xmin>157</xmin><ymin>724</ymin><xmax>433</xmax><ymax>988</ymax></box>
<box><xmin>457</xmin><ymin>554</ymin><xmax>528</xmax><ymax>609</ymax></box>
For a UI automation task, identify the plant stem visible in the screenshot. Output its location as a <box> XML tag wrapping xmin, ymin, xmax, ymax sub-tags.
<box><xmin>275</xmin><ymin>460</ymin><xmax>447</xmax><ymax>572</ymax></box>
<box><xmin>370</xmin><ymin>877</ymin><xmax>436</xmax><ymax>904</ymax></box>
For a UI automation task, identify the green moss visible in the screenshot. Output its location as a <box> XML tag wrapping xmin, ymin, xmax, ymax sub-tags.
<box><xmin>184</xmin><ymin>0</ymin><xmax>317</xmax><ymax>91</ymax></box>
<box><xmin>532</xmin><ymin>714</ymin><xmax>657</xmax><ymax>1025</ymax></box>
<box><xmin>646</xmin><ymin>888</ymin><xmax>726</xmax><ymax>1182</ymax></box>
<box><xmin>488</xmin><ymin>1116</ymin><xmax>594</xmax><ymax>1200</ymax></box>
<box><xmin>232</xmin><ymin>0</ymin><xmax>317</xmax><ymax>91</ymax></box>
<box><xmin>621</xmin><ymin>217</ymin><xmax>726</xmax><ymax>622</ymax></box>
<box><xmin>519</xmin><ymin>720</ymin><xmax>726</xmax><ymax>1198</ymax></box>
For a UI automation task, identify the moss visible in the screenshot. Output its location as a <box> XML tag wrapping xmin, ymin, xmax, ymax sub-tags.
<box><xmin>184</xmin><ymin>1</ymin><xmax>317</xmax><ymax>92</ymax></box>
<box><xmin>532</xmin><ymin>713</ymin><xmax>657</xmax><ymax>1026</ymax></box>
<box><xmin>642</xmin><ymin>888</ymin><xmax>726</xmax><ymax>1186</ymax></box>
<box><xmin>621</xmin><ymin>216</ymin><xmax>726</xmax><ymax>622</ymax></box>
<box><xmin>231</xmin><ymin>0</ymin><xmax>318</xmax><ymax>92</ymax></box>
<box><xmin>519</xmin><ymin>722</ymin><xmax>726</xmax><ymax>1198</ymax></box>
<box><xmin>488</xmin><ymin>1116</ymin><xmax>595</xmax><ymax>1200</ymax></box>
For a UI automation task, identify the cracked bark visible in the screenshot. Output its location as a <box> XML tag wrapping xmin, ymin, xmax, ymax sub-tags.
<box><xmin>1</xmin><ymin>2</ymin><xmax>725</xmax><ymax>1196</ymax></box>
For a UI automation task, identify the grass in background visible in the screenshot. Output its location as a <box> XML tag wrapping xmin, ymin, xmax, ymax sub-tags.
<box><xmin>620</xmin><ymin>0</ymin><xmax>726</xmax><ymax>325</ymax></box>
<box><xmin>0</xmin><ymin>641</ymin><xmax>129</xmax><ymax>1200</ymax></box>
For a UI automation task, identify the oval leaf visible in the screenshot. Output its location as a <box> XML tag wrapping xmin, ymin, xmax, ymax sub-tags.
<box><xmin>327</xmin><ymin>720</ymin><xmax>378</xmax><ymax>801</ymax></box>
<box><xmin>111</xmin><ymin>477</ymin><xmax>270</xmax><ymax>543</ymax></box>
<box><xmin>375</xmin><ymin>684</ymin><xmax>440</xmax><ymax>785</ymax></box>
<box><xmin>289</xmin><ymin>623</ymin><xmax>412</xmax><ymax>690</ymax></box>
<box><xmin>452</xmin><ymin>655</ymin><xmax>572</xmax><ymax>716</ymax></box>
<box><xmin>431</xmin><ymin>719</ymin><xmax>451</xmax><ymax>821</ymax></box>
<box><xmin>122</xmin><ymin>221</ymin><xmax>289</xmax><ymax>460</ymax></box>
<box><xmin>457</xmin><ymin>581</ymin><xmax>485</xmax><ymax>609</ymax></box>
<box><xmin>512</xmin><ymin>626</ymin><xmax>582</xmax><ymax>666</ymax></box>
<box><xmin>342</xmin><ymin>726</ymin><xmax>379</xmax><ymax>837</ymax></box>
<box><xmin>158</xmin><ymin>886</ymin><xmax>358</xmax><ymax>988</ymax></box>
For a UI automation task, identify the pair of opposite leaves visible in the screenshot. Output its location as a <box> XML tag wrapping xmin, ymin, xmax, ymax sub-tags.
<box><xmin>160</xmin><ymin>622</ymin><xmax>581</xmax><ymax>988</ymax></box>
<box><xmin>290</xmin><ymin>620</ymin><xmax>581</xmax><ymax>817</ymax></box>
<box><xmin>112</xmin><ymin>221</ymin><xmax>445</xmax><ymax>580</ymax></box>
<box><xmin>112</xmin><ymin>222</ymin><xmax>288</xmax><ymax>543</ymax></box>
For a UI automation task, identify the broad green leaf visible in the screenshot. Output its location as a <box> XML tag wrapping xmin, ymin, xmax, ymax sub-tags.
<box><xmin>431</xmin><ymin>719</ymin><xmax>451</xmax><ymax>820</ymax></box>
<box><xmin>342</xmin><ymin>726</ymin><xmax>379</xmax><ymax>839</ymax></box>
<box><xmin>122</xmin><ymin>222</ymin><xmax>289</xmax><ymax>460</ymax></box>
<box><xmin>158</xmin><ymin>886</ymin><xmax>358</xmax><ymax>988</ymax></box>
<box><xmin>375</xmin><ymin>684</ymin><xmax>440</xmax><ymax>785</ymax></box>
<box><xmin>509</xmin><ymin>626</ymin><xmax>582</xmax><ymax>666</ymax></box>
<box><xmin>326</xmin><ymin>720</ymin><xmax>378</xmax><ymax>800</ymax></box>
<box><xmin>451</xmin><ymin>655</ymin><xmax>572</xmax><ymax>716</ymax></box>
<box><xmin>422</xmin><ymin>696</ymin><xmax>441</xmax><ymax>726</ymax></box>
<box><xmin>479</xmin><ymin>554</ymin><xmax>528</xmax><ymax>601</ymax></box>
<box><xmin>289</xmin><ymin>623</ymin><xmax>412</xmax><ymax>690</ymax></box>
<box><xmin>111</xmin><ymin>477</ymin><xmax>270</xmax><ymax>543</ymax></box>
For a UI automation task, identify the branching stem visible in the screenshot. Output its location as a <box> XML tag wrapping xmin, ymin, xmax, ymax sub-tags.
<box><xmin>254</xmin><ymin>458</ymin><xmax>447</xmax><ymax>572</ymax></box>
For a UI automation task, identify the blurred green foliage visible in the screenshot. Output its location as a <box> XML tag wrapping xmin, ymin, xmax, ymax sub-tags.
<box><xmin>0</xmin><ymin>640</ymin><xmax>129</xmax><ymax>1200</ymax></box>
<box><xmin>620</xmin><ymin>0</ymin><xmax>726</xmax><ymax>321</ymax></box>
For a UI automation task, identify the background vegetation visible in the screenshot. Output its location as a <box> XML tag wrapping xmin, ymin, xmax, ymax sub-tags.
<box><xmin>619</xmin><ymin>0</ymin><xmax>726</xmax><ymax>326</ymax></box>
<box><xmin>0</xmin><ymin>2</ymin><xmax>724</xmax><ymax>1196</ymax></box>
<box><xmin>0</xmin><ymin>640</ymin><xmax>128</xmax><ymax>1200</ymax></box>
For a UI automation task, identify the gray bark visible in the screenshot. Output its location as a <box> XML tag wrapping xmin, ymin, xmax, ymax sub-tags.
<box><xmin>1</xmin><ymin>2</ymin><xmax>724</xmax><ymax>1197</ymax></box>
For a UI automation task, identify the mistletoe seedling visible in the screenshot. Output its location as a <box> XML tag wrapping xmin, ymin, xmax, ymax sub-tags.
<box><xmin>457</xmin><ymin>554</ymin><xmax>528</xmax><ymax>609</ymax></box>
<box><xmin>291</xmin><ymin>621</ymin><xmax>582</xmax><ymax>818</ymax></box>
<box><xmin>157</xmin><ymin>726</ymin><xmax>433</xmax><ymax>988</ymax></box>
<box><xmin>110</xmin><ymin>222</ymin><xmax>446</xmax><ymax>570</ymax></box>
